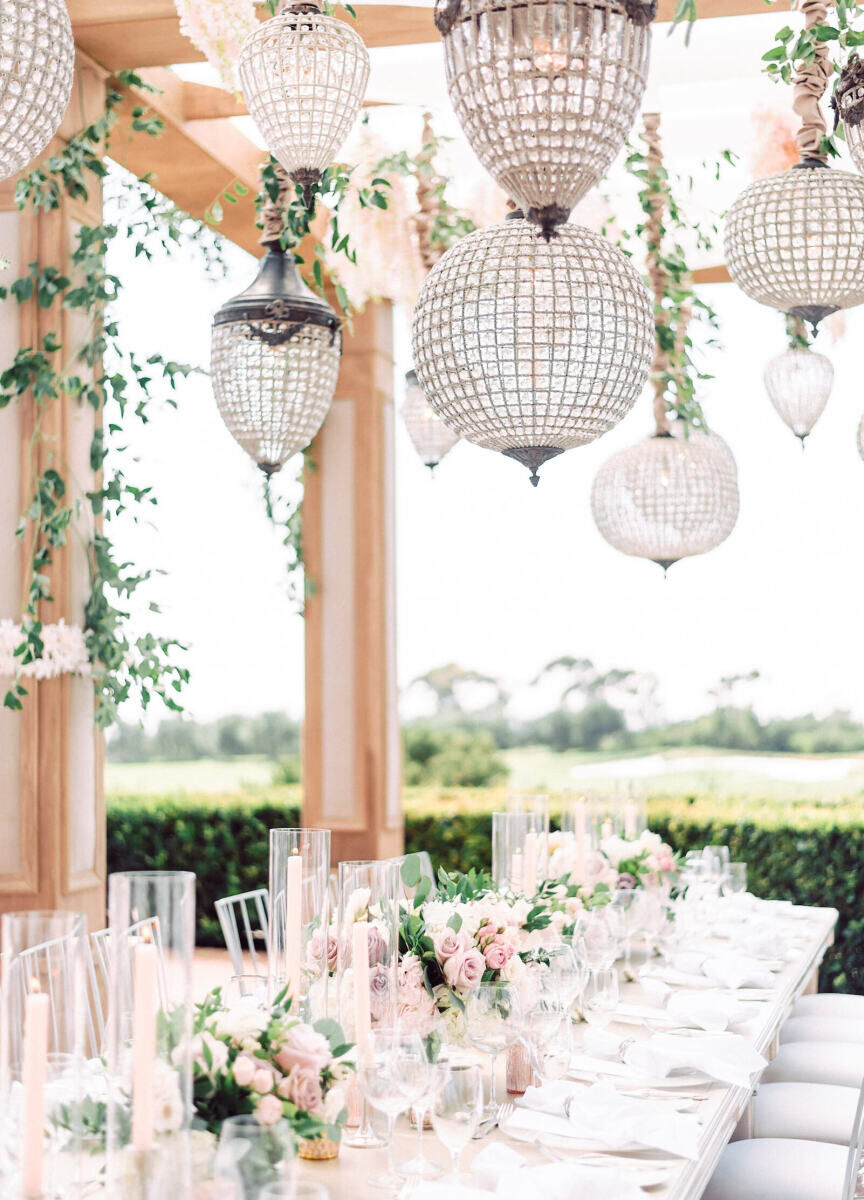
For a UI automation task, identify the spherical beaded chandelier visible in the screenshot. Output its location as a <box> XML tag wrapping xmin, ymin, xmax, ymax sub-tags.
<box><xmin>211</xmin><ymin>163</ymin><xmax>341</xmax><ymax>476</ymax></box>
<box><xmin>402</xmin><ymin>369</ymin><xmax>460</xmax><ymax>472</ymax></box>
<box><xmin>591</xmin><ymin>430</ymin><xmax>739</xmax><ymax>572</ymax></box>
<box><xmin>411</xmin><ymin>212</ymin><xmax>653</xmax><ymax>485</ymax></box>
<box><xmin>433</xmin><ymin>0</ymin><xmax>655</xmax><ymax>239</ymax></box>
<box><xmin>0</xmin><ymin>0</ymin><xmax>75</xmax><ymax>182</ymax></box>
<box><xmin>763</xmin><ymin>346</ymin><xmax>833</xmax><ymax>445</ymax></box>
<box><xmin>834</xmin><ymin>56</ymin><xmax>864</xmax><ymax>176</ymax></box>
<box><xmin>238</xmin><ymin>1</ymin><xmax>369</xmax><ymax>207</ymax></box>
<box><xmin>725</xmin><ymin>1</ymin><xmax>864</xmax><ymax>333</ymax></box>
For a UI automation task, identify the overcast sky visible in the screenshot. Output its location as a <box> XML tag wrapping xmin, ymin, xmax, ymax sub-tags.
<box><xmin>108</xmin><ymin>210</ymin><xmax>864</xmax><ymax>730</ymax></box>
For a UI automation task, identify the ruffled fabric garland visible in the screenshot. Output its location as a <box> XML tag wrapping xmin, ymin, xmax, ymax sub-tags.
<box><xmin>0</xmin><ymin>619</ymin><xmax>90</xmax><ymax>679</ymax></box>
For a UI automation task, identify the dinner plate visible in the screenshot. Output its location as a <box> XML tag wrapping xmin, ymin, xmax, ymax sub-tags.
<box><xmin>568</xmin><ymin>1053</ymin><xmax>709</xmax><ymax>1090</ymax></box>
<box><xmin>499</xmin><ymin>1109</ymin><xmax>688</xmax><ymax>1177</ymax></box>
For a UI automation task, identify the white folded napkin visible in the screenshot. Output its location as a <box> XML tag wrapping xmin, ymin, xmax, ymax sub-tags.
<box><xmin>655</xmin><ymin>951</ymin><xmax>776</xmax><ymax>990</ymax></box>
<box><xmin>666</xmin><ymin>989</ymin><xmax>752</xmax><ymax>1033</ymax></box>
<box><xmin>584</xmin><ymin>1027</ymin><xmax>766</xmax><ymax>1088</ymax></box>
<box><xmin>413</xmin><ymin>1145</ymin><xmax>644</xmax><ymax>1200</ymax></box>
<box><xmin>513</xmin><ymin>1079</ymin><xmax>701</xmax><ymax>1159</ymax></box>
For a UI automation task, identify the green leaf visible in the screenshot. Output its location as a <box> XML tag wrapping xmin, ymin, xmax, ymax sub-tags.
<box><xmin>400</xmin><ymin>854</ymin><xmax>422</xmax><ymax>889</ymax></box>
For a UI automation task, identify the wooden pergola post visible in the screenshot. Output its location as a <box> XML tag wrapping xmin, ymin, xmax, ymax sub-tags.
<box><xmin>302</xmin><ymin>300</ymin><xmax>404</xmax><ymax>862</ymax></box>
<box><xmin>0</xmin><ymin>59</ymin><xmax>107</xmax><ymax>934</ymax></box>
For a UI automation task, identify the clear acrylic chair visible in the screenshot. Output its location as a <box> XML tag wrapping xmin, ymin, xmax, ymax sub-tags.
<box><xmin>88</xmin><ymin>916</ymin><xmax>166</xmax><ymax>1055</ymax></box>
<box><xmin>215</xmin><ymin>888</ymin><xmax>270</xmax><ymax>976</ymax></box>
<box><xmin>8</xmin><ymin>932</ymin><xmax>94</xmax><ymax>1064</ymax></box>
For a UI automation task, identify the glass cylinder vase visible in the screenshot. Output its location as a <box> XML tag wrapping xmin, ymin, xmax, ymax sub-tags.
<box><xmin>268</xmin><ymin>828</ymin><xmax>331</xmax><ymax>1021</ymax></box>
<box><xmin>336</xmin><ymin>859</ymin><xmax>399</xmax><ymax>1149</ymax></box>
<box><xmin>491</xmin><ymin>811</ymin><xmax>545</xmax><ymax>896</ymax></box>
<box><xmin>0</xmin><ymin>910</ymin><xmax>88</xmax><ymax>1199</ymax></box>
<box><xmin>106</xmin><ymin>870</ymin><xmax>196</xmax><ymax>1199</ymax></box>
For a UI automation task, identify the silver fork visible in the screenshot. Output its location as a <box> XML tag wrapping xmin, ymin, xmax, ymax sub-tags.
<box><xmin>496</xmin><ymin>1101</ymin><xmax>514</xmax><ymax>1128</ymax></box>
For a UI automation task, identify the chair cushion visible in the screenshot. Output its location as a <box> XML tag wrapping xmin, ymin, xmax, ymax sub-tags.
<box><xmin>703</xmin><ymin>1138</ymin><xmax>848</xmax><ymax>1200</ymax></box>
<box><xmin>794</xmin><ymin>994</ymin><xmax>864</xmax><ymax>1020</ymax></box>
<box><xmin>752</xmin><ymin>1083</ymin><xmax>859</xmax><ymax>1145</ymax></box>
<box><xmin>763</xmin><ymin>1042</ymin><xmax>864</xmax><ymax>1088</ymax></box>
<box><xmin>781</xmin><ymin>1016</ymin><xmax>864</xmax><ymax>1045</ymax></box>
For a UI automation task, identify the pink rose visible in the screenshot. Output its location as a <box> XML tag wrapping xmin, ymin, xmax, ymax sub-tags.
<box><xmin>232</xmin><ymin>1055</ymin><xmax>256</xmax><ymax>1088</ymax></box>
<box><xmin>367</xmin><ymin>924</ymin><xmax>388</xmax><ymax>966</ymax></box>
<box><xmin>306</xmin><ymin>927</ymin><xmax>339</xmax><ymax>975</ymax></box>
<box><xmin>285</xmin><ymin>1064</ymin><xmax>324</xmax><ymax>1115</ymax></box>
<box><xmin>483</xmin><ymin>939</ymin><xmax>513</xmax><ymax>971</ymax></box>
<box><xmin>252</xmin><ymin>1066</ymin><xmax>274</xmax><ymax>1094</ymax></box>
<box><xmin>433</xmin><ymin>929</ymin><xmax>463</xmax><ymax>961</ymax></box>
<box><xmin>275</xmin><ymin>1024</ymin><xmax>332</xmax><ymax>1075</ymax></box>
<box><xmin>256</xmin><ymin>1093</ymin><xmax>284</xmax><ymax>1126</ymax></box>
<box><xmin>398</xmin><ymin>952</ymin><xmax>425</xmax><ymax>990</ymax></box>
<box><xmin>476</xmin><ymin>923</ymin><xmax>497</xmax><ymax>947</ymax></box>
<box><xmin>398</xmin><ymin>989</ymin><xmax>437</xmax><ymax>1037</ymax></box>
<box><xmin>443</xmin><ymin>947</ymin><xmax>485</xmax><ymax>992</ymax></box>
<box><xmin>369</xmin><ymin>963</ymin><xmax>392</xmax><ymax>1023</ymax></box>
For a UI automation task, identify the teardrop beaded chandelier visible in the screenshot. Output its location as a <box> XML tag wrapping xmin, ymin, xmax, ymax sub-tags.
<box><xmin>411</xmin><ymin>212</ymin><xmax>653</xmax><ymax>485</ymax></box>
<box><xmin>433</xmin><ymin>0</ymin><xmax>655</xmax><ymax>239</ymax></box>
<box><xmin>763</xmin><ymin>322</ymin><xmax>833</xmax><ymax>446</ymax></box>
<box><xmin>210</xmin><ymin>163</ymin><xmax>341</xmax><ymax>476</ymax></box>
<box><xmin>238</xmin><ymin>1</ymin><xmax>370</xmax><ymax>207</ymax></box>
<box><xmin>402</xmin><ymin>369</ymin><xmax>460</xmax><ymax>471</ymax></box>
<box><xmin>725</xmin><ymin>0</ymin><xmax>864</xmax><ymax>333</ymax></box>
<box><xmin>0</xmin><ymin>0</ymin><xmax>75</xmax><ymax>181</ymax></box>
<box><xmin>592</xmin><ymin>113</ymin><xmax>739</xmax><ymax>572</ymax></box>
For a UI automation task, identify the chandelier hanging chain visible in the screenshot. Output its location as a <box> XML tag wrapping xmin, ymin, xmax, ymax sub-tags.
<box><xmin>414</xmin><ymin>113</ymin><xmax>446</xmax><ymax>272</ymax></box>
<box><xmin>793</xmin><ymin>0</ymin><xmax>832</xmax><ymax>164</ymax></box>
<box><xmin>259</xmin><ymin>160</ymin><xmax>294</xmax><ymax>248</ymax></box>
<box><xmin>643</xmin><ymin>113</ymin><xmax>673</xmax><ymax>437</ymax></box>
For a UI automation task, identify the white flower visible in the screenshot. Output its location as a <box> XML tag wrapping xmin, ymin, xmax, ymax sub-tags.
<box><xmin>600</xmin><ymin>836</ymin><xmax>636</xmax><ymax>869</ymax></box>
<box><xmin>172</xmin><ymin>1031</ymin><xmax>229</xmax><ymax>1077</ymax></box>
<box><xmin>211</xmin><ymin>997</ymin><xmax>269</xmax><ymax>1050</ymax></box>
<box><xmin>323</xmin><ymin>1084</ymin><xmax>347</xmax><ymax>1123</ymax></box>
<box><xmin>153</xmin><ymin>1061</ymin><xmax>184</xmax><ymax>1134</ymax></box>
<box><xmin>639</xmin><ymin>830</ymin><xmax>663</xmax><ymax>854</ymax></box>
<box><xmin>499</xmin><ymin>954</ymin><xmax>526</xmax><ymax>984</ymax></box>
<box><xmin>420</xmin><ymin>900</ymin><xmax>452</xmax><ymax>932</ymax></box>
<box><xmin>345</xmin><ymin>887</ymin><xmax>371</xmax><ymax>925</ymax></box>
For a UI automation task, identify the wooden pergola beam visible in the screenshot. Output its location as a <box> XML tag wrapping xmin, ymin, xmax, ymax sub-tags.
<box><xmin>70</xmin><ymin>0</ymin><xmax>793</xmax><ymax>69</ymax></box>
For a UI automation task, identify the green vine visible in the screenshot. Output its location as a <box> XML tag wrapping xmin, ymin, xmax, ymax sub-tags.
<box><xmin>785</xmin><ymin>312</ymin><xmax>812</xmax><ymax>351</ymax></box>
<box><xmin>0</xmin><ymin>71</ymin><xmax>222</xmax><ymax>726</ymax></box>
<box><xmin>619</xmin><ymin>136</ymin><xmax>733</xmax><ymax>431</ymax></box>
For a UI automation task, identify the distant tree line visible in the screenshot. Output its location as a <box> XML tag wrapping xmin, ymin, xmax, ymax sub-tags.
<box><xmin>108</xmin><ymin>712</ymin><xmax>301</xmax><ymax>763</ymax></box>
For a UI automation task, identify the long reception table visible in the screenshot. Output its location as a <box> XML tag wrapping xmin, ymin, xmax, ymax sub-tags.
<box><xmin>301</xmin><ymin>902</ymin><xmax>839</xmax><ymax>1200</ymax></box>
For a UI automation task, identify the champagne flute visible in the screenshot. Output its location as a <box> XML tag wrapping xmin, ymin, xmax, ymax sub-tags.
<box><xmin>465</xmin><ymin>981</ymin><xmax>522</xmax><ymax>1115</ymax></box>
<box><xmin>358</xmin><ymin>1028</ymin><xmax>431</xmax><ymax>1190</ymax></box>
<box><xmin>430</xmin><ymin>1063</ymin><xmax>483</xmax><ymax>1182</ymax></box>
<box><xmin>582</xmin><ymin>968</ymin><xmax>619</xmax><ymax>1028</ymax></box>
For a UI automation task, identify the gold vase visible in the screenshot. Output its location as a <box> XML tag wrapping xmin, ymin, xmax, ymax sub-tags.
<box><xmin>298</xmin><ymin>1133</ymin><xmax>341</xmax><ymax>1161</ymax></box>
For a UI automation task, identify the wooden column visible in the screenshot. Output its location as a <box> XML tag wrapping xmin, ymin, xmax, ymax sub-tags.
<box><xmin>303</xmin><ymin>300</ymin><xmax>403</xmax><ymax>863</ymax></box>
<box><xmin>0</xmin><ymin>59</ymin><xmax>106</xmax><ymax>934</ymax></box>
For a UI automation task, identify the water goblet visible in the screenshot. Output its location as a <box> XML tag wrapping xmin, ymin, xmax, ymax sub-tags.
<box><xmin>724</xmin><ymin>862</ymin><xmax>748</xmax><ymax>895</ymax></box>
<box><xmin>582</xmin><ymin>968</ymin><xmax>620</xmax><ymax>1028</ymax></box>
<box><xmin>465</xmin><ymin>981</ymin><xmax>522</xmax><ymax>1115</ymax></box>
<box><xmin>214</xmin><ymin>1115</ymin><xmax>295</xmax><ymax>1200</ymax></box>
<box><xmin>358</xmin><ymin>1028</ymin><xmax>431</xmax><ymax>1190</ymax></box>
<box><xmin>580</xmin><ymin>908</ymin><xmax>621</xmax><ymax>971</ymax></box>
<box><xmin>430</xmin><ymin>1062</ymin><xmax>483</xmax><ymax>1183</ymax></box>
<box><xmin>398</xmin><ymin>1037</ymin><xmax>448</xmax><ymax>1182</ymax></box>
<box><xmin>523</xmin><ymin>1002</ymin><xmax>573</xmax><ymax>1083</ymax></box>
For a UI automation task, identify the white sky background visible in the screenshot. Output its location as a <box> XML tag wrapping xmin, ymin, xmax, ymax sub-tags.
<box><xmin>106</xmin><ymin>6</ymin><xmax>864</xmax><ymax>729</ymax></box>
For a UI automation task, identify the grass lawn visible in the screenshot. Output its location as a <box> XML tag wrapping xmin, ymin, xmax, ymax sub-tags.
<box><xmin>106</xmin><ymin>757</ymin><xmax>275</xmax><ymax>795</ymax></box>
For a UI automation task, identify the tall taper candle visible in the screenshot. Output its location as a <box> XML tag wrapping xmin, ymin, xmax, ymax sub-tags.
<box><xmin>286</xmin><ymin>849</ymin><xmax>303</xmax><ymax>1003</ymax></box>
<box><xmin>522</xmin><ymin>832</ymin><xmax>538</xmax><ymax>897</ymax></box>
<box><xmin>624</xmin><ymin>802</ymin><xmax>637</xmax><ymax>840</ymax></box>
<box><xmin>352</xmin><ymin>920</ymin><xmax>371</xmax><ymax>1057</ymax></box>
<box><xmin>131</xmin><ymin>929</ymin><xmax>157</xmax><ymax>1152</ymax></box>
<box><xmin>21</xmin><ymin>980</ymin><xmax>49</xmax><ymax>1197</ymax></box>
<box><xmin>573</xmin><ymin>801</ymin><xmax>586</xmax><ymax>884</ymax></box>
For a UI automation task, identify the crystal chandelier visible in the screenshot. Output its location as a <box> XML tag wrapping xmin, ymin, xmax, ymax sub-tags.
<box><xmin>211</xmin><ymin>163</ymin><xmax>341</xmax><ymax>476</ymax></box>
<box><xmin>725</xmin><ymin>3</ymin><xmax>864</xmax><ymax>333</ymax></box>
<box><xmin>411</xmin><ymin>212</ymin><xmax>653</xmax><ymax>485</ymax></box>
<box><xmin>238</xmin><ymin>1</ymin><xmax>369</xmax><ymax>207</ymax></box>
<box><xmin>591</xmin><ymin>430</ymin><xmax>739</xmax><ymax>572</ymax></box>
<box><xmin>0</xmin><ymin>0</ymin><xmax>75</xmax><ymax>181</ymax></box>
<box><xmin>402</xmin><ymin>369</ymin><xmax>460</xmax><ymax>472</ymax></box>
<box><xmin>835</xmin><ymin>56</ymin><xmax>864</xmax><ymax>176</ymax></box>
<box><xmin>434</xmin><ymin>0</ymin><xmax>655</xmax><ymax>239</ymax></box>
<box><xmin>763</xmin><ymin>347</ymin><xmax>833</xmax><ymax>445</ymax></box>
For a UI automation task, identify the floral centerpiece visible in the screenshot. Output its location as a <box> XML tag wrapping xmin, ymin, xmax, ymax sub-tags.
<box><xmin>597</xmin><ymin>829</ymin><xmax>677</xmax><ymax>890</ymax></box>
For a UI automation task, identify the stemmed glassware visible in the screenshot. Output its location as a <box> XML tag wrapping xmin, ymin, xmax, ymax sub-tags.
<box><xmin>582</xmin><ymin>968</ymin><xmax>620</xmax><ymax>1028</ymax></box>
<box><xmin>213</xmin><ymin>1114</ymin><xmax>296</xmax><ymax>1199</ymax></box>
<box><xmin>611</xmin><ymin>889</ymin><xmax>640</xmax><ymax>969</ymax></box>
<box><xmin>466</xmin><ymin>981</ymin><xmax>522</xmax><ymax>1115</ymax></box>
<box><xmin>522</xmin><ymin>1001</ymin><xmax>573</xmax><ymax>1083</ymax></box>
<box><xmin>398</xmin><ymin>1041</ymin><xmax>447</xmax><ymax>1181</ymax></box>
<box><xmin>357</xmin><ymin>1028</ymin><xmax>432</xmax><ymax>1191</ymax></box>
<box><xmin>430</xmin><ymin>1062</ymin><xmax>483</xmax><ymax>1183</ymax></box>
<box><xmin>724</xmin><ymin>862</ymin><xmax>748</xmax><ymax>895</ymax></box>
<box><xmin>578</xmin><ymin>908</ymin><xmax>622</xmax><ymax>971</ymax></box>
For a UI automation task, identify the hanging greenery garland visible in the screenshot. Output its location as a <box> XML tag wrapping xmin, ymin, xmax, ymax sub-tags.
<box><xmin>0</xmin><ymin>72</ymin><xmax>222</xmax><ymax>726</ymax></box>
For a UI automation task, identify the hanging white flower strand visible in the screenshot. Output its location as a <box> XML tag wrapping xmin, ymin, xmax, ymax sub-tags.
<box><xmin>174</xmin><ymin>0</ymin><xmax>257</xmax><ymax>92</ymax></box>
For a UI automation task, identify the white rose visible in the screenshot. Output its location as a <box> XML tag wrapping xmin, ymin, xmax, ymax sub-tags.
<box><xmin>323</xmin><ymin>1084</ymin><xmax>347</xmax><ymax>1123</ymax></box>
<box><xmin>600</xmin><ymin>836</ymin><xmax>633</xmax><ymax>869</ymax></box>
<box><xmin>152</xmin><ymin>1061</ymin><xmax>184</xmax><ymax>1134</ymax></box>
<box><xmin>500</xmin><ymin>955</ymin><xmax>526</xmax><ymax>984</ymax></box>
<box><xmin>330</xmin><ymin>1060</ymin><xmax>354</xmax><ymax>1083</ymax></box>
<box><xmin>639</xmin><ymin>830</ymin><xmax>662</xmax><ymax>853</ymax></box>
<box><xmin>420</xmin><ymin>900</ymin><xmax>452</xmax><ymax>932</ymax></box>
<box><xmin>172</xmin><ymin>1031</ymin><xmax>229</xmax><ymax>1077</ymax></box>
<box><xmin>346</xmin><ymin>887</ymin><xmax>371</xmax><ymax>924</ymax></box>
<box><xmin>211</xmin><ymin>997</ymin><xmax>269</xmax><ymax>1050</ymax></box>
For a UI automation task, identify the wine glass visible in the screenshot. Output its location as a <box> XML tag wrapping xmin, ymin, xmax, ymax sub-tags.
<box><xmin>213</xmin><ymin>1115</ymin><xmax>295</xmax><ymax>1200</ymax></box>
<box><xmin>569</xmin><ymin>934</ymin><xmax>590</xmax><ymax>1015</ymax></box>
<box><xmin>582</xmin><ymin>968</ymin><xmax>619</xmax><ymax>1028</ymax></box>
<box><xmin>465</xmin><ymin>981</ymin><xmax>522</xmax><ymax>1115</ymax></box>
<box><xmin>398</xmin><ymin>1038</ymin><xmax>448</xmax><ymax>1181</ymax></box>
<box><xmin>430</xmin><ymin>1062</ymin><xmax>483</xmax><ymax>1182</ymax></box>
<box><xmin>611</xmin><ymin>889</ymin><xmax>641</xmax><ymax>969</ymax></box>
<box><xmin>358</xmin><ymin>1028</ymin><xmax>432</xmax><ymax>1190</ymax></box>
<box><xmin>523</xmin><ymin>1001</ymin><xmax>573</xmax><ymax>1082</ymax></box>
<box><xmin>724</xmin><ymin>862</ymin><xmax>748</xmax><ymax>895</ymax></box>
<box><xmin>580</xmin><ymin>908</ymin><xmax>621</xmax><ymax>971</ymax></box>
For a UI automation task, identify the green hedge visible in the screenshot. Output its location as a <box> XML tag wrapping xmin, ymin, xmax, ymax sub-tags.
<box><xmin>107</xmin><ymin>794</ymin><xmax>864</xmax><ymax>991</ymax></box>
